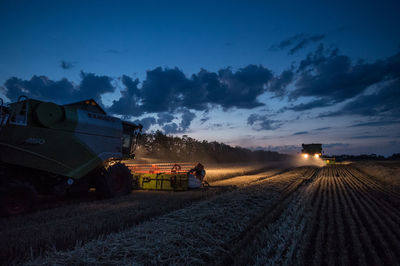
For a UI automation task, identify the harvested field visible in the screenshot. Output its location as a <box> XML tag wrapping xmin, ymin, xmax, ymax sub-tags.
<box><xmin>0</xmin><ymin>183</ymin><xmax>234</xmax><ymax>264</ymax></box>
<box><xmin>243</xmin><ymin>165</ymin><xmax>400</xmax><ymax>265</ymax></box>
<box><xmin>205</xmin><ymin>162</ymin><xmax>283</xmax><ymax>182</ymax></box>
<box><xmin>24</xmin><ymin>167</ymin><xmax>316</xmax><ymax>265</ymax></box>
<box><xmin>0</xmin><ymin>163</ymin><xmax>276</xmax><ymax>264</ymax></box>
<box><xmin>210</xmin><ymin>168</ymin><xmax>288</xmax><ymax>186</ymax></box>
<box><xmin>352</xmin><ymin>160</ymin><xmax>400</xmax><ymax>189</ymax></box>
<box><xmin>3</xmin><ymin>162</ymin><xmax>400</xmax><ymax>265</ymax></box>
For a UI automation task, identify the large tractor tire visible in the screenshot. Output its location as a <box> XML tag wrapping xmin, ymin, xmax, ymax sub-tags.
<box><xmin>96</xmin><ymin>162</ymin><xmax>133</xmax><ymax>198</ymax></box>
<box><xmin>0</xmin><ymin>182</ymin><xmax>38</xmax><ymax>216</ymax></box>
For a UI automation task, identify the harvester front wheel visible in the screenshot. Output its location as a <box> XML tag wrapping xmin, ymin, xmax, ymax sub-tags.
<box><xmin>0</xmin><ymin>182</ymin><xmax>37</xmax><ymax>216</ymax></box>
<box><xmin>96</xmin><ymin>163</ymin><xmax>132</xmax><ymax>198</ymax></box>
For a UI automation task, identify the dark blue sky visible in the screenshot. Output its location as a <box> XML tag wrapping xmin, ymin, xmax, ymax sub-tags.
<box><xmin>1</xmin><ymin>0</ymin><xmax>399</xmax><ymax>155</ymax></box>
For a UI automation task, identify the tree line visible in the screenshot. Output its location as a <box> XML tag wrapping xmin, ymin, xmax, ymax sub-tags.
<box><xmin>135</xmin><ymin>131</ymin><xmax>285</xmax><ymax>163</ymax></box>
<box><xmin>333</xmin><ymin>153</ymin><xmax>400</xmax><ymax>161</ymax></box>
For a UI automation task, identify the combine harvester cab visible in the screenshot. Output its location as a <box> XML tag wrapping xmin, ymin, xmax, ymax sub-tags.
<box><xmin>301</xmin><ymin>143</ymin><xmax>335</xmax><ymax>165</ymax></box>
<box><xmin>125</xmin><ymin>163</ymin><xmax>195</xmax><ymax>191</ymax></box>
<box><xmin>0</xmin><ymin>96</ymin><xmax>142</xmax><ymax>215</ymax></box>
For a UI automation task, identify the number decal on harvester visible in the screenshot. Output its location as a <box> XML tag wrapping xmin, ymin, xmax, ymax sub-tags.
<box><xmin>24</xmin><ymin>138</ymin><xmax>46</xmax><ymax>145</ymax></box>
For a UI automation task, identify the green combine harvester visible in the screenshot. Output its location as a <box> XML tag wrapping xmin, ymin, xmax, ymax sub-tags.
<box><xmin>301</xmin><ymin>143</ymin><xmax>335</xmax><ymax>164</ymax></box>
<box><xmin>0</xmin><ymin>96</ymin><xmax>142</xmax><ymax>215</ymax></box>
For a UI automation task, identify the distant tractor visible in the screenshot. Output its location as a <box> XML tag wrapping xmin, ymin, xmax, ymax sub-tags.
<box><xmin>301</xmin><ymin>143</ymin><xmax>335</xmax><ymax>164</ymax></box>
<box><xmin>0</xmin><ymin>96</ymin><xmax>142</xmax><ymax>215</ymax></box>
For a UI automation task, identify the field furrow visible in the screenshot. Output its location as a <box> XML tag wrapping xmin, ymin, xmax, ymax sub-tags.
<box><xmin>346</xmin><ymin>166</ymin><xmax>400</xmax><ymax>201</ymax></box>
<box><xmin>342</xmin><ymin>169</ymin><xmax>400</xmax><ymax>260</ymax></box>
<box><xmin>339</xmin><ymin>167</ymin><xmax>388</xmax><ymax>265</ymax></box>
<box><xmin>331</xmin><ymin>175</ymin><xmax>349</xmax><ymax>266</ymax></box>
<box><xmin>345</xmin><ymin>174</ymin><xmax>396</xmax><ymax>265</ymax></box>
<box><xmin>294</xmin><ymin>173</ymin><xmax>324</xmax><ymax>265</ymax></box>
<box><xmin>250</xmin><ymin>164</ymin><xmax>400</xmax><ymax>266</ymax></box>
<box><xmin>334</xmin><ymin>171</ymin><xmax>371</xmax><ymax>265</ymax></box>
<box><xmin>2</xmin><ymin>163</ymin><xmax>400</xmax><ymax>265</ymax></box>
<box><xmin>311</xmin><ymin>175</ymin><xmax>329</xmax><ymax>265</ymax></box>
<box><xmin>325</xmin><ymin>174</ymin><xmax>337</xmax><ymax>266</ymax></box>
<box><xmin>23</xmin><ymin>168</ymin><xmax>311</xmax><ymax>265</ymax></box>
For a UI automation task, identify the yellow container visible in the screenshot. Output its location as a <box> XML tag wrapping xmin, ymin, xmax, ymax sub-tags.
<box><xmin>134</xmin><ymin>173</ymin><xmax>188</xmax><ymax>191</ymax></box>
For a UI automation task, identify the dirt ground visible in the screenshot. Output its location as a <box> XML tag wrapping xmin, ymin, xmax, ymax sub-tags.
<box><xmin>2</xmin><ymin>161</ymin><xmax>400</xmax><ymax>265</ymax></box>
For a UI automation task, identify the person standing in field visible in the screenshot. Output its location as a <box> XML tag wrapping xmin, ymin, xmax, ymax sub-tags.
<box><xmin>188</xmin><ymin>163</ymin><xmax>206</xmax><ymax>189</ymax></box>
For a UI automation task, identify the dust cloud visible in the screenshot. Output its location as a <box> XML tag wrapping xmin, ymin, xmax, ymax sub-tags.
<box><xmin>130</xmin><ymin>151</ymin><xmax>327</xmax><ymax>169</ymax></box>
<box><xmin>288</xmin><ymin>155</ymin><xmax>326</xmax><ymax>167</ymax></box>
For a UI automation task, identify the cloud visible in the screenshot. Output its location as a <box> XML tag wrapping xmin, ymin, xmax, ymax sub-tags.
<box><xmin>206</xmin><ymin>123</ymin><xmax>223</xmax><ymax>130</ymax></box>
<box><xmin>162</xmin><ymin>109</ymin><xmax>196</xmax><ymax>134</ymax></box>
<box><xmin>321</xmin><ymin>78</ymin><xmax>400</xmax><ymax>118</ymax></box>
<box><xmin>130</xmin><ymin>109</ymin><xmax>195</xmax><ymax>135</ymax></box>
<box><xmin>3</xmin><ymin>71</ymin><xmax>114</xmax><ymax>105</ymax></box>
<box><xmin>3</xmin><ymin>63</ymin><xmax>276</xmax><ymax>115</ymax></box>
<box><xmin>78</xmin><ymin>71</ymin><xmax>115</xmax><ymax>104</ymax></box>
<box><xmin>7</xmin><ymin>45</ymin><xmax>399</xmax><ymax>133</ymax></box>
<box><xmin>215</xmin><ymin>65</ymin><xmax>273</xmax><ymax>109</ymax></box>
<box><xmin>107</xmin><ymin>75</ymin><xmax>143</xmax><ymax>117</ymax></box>
<box><xmin>323</xmin><ymin>143</ymin><xmax>350</xmax><ymax>148</ymax></box>
<box><xmin>268</xmin><ymin>69</ymin><xmax>294</xmax><ymax>98</ymax></box>
<box><xmin>292</xmin><ymin>48</ymin><xmax>382</xmax><ymax>102</ymax></box>
<box><xmin>340</xmin><ymin>79</ymin><xmax>400</xmax><ymax>117</ymax></box>
<box><xmin>350</xmin><ymin>135</ymin><xmax>388</xmax><ymax>139</ymax></box>
<box><xmin>247</xmin><ymin>114</ymin><xmax>282</xmax><ymax>131</ymax></box>
<box><xmin>297</xmin><ymin>44</ymin><xmax>338</xmax><ymax>72</ymax></box>
<box><xmin>200</xmin><ymin>116</ymin><xmax>210</xmax><ymax>124</ymax></box>
<box><xmin>61</xmin><ymin>61</ymin><xmax>74</xmax><ymax>69</ymax></box>
<box><xmin>179</xmin><ymin>109</ymin><xmax>196</xmax><ymax>129</ymax></box>
<box><xmin>3</xmin><ymin>63</ymin><xmax>276</xmax><ymax>134</ymax></box>
<box><xmin>162</xmin><ymin>123</ymin><xmax>180</xmax><ymax>134</ymax></box>
<box><xmin>157</xmin><ymin>112</ymin><xmax>175</xmax><ymax>125</ymax></box>
<box><xmin>289</xmin><ymin>34</ymin><xmax>325</xmax><ymax>55</ymax></box>
<box><xmin>313</xmin><ymin>127</ymin><xmax>332</xmax><ymax>131</ymax></box>
<box><xmin>349</xmin><ymin>120</ymin><xmax>400</xmax><ymax>127</ymax></box>
<box><xmin>271</xmin><ymin>33</ymin><xmax>325</xmax><ymax>54</ymax></box>
<box><xmin>139</xmin><ymin>67</ymin><xmax>190</xmax><ymax>113</ymax></box>
<box><xmin>109</xmin><ymin>64</ymin><xmax>275</xmax><ymax>114</ymax></box>
<box><xmin>133</xmin><ymin>116</ymin><xmax>157</xmax><ymax>131</ymax></box>
<box><xmin>274</xmin><ymin>34</ymin><xmax>305</xmax><ymax>49</ymax></box>
<box><xmin>289</xmin><ymin>45</ymin><xmax>400</xmax><ymax>114</ymax></box>
<box><xmin>293</xmin><ymin>131</ymin><xmax>308</xmax><ymax>135</ymax></box>
<box><xmin>287</xmin><ymin>99</ymin><xmax>331</xmax><ymax>111</ymax></box>
<box><xmin>4</xmin><ymin>76</ymin><xmax>75</xmax><ymax>104</ymax></box>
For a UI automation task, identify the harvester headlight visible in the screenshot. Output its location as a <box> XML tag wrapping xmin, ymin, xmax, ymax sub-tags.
<box><xmin>303</xmin><ymin>154</ymin><xmax>309</xmax><ymax>158</ymax></box>
<box><xmin>314</xmin><ymin>154</ymin><xmax>319</xmax><ymax>158</ymax></box>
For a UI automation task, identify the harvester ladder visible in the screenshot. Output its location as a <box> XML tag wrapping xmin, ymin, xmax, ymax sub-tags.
<box><xmin>9</xmin><ymin>95</ymin><xmax>29</xmax><ymax>126</ymax></box>
<box><xmin>0</xmin><ymin>98</ymin><xmax>8</xmax><ymax>129</ymax></box>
